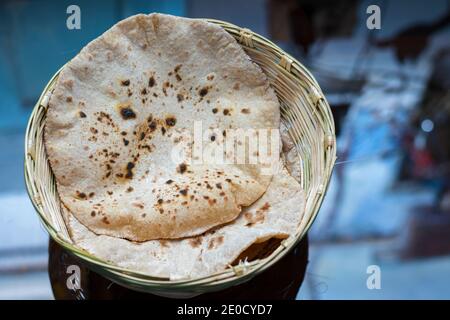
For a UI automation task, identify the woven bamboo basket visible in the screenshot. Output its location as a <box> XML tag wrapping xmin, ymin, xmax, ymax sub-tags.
<box><xmin>24</xmin><ymin>18</ymin><xmax>336</xmax><ymax>297</ymax></box>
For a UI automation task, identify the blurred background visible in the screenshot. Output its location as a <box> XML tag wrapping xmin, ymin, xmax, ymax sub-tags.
<box><xmin>1</xmin><ymin>0</ymin><xmax>449</xmax><ymax>299</ymax></box>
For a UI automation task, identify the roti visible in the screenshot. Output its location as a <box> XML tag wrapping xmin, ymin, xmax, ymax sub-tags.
<box><xmin>45</xmin><ymin>13</ymin><xmax>280</xmax><ymax>241</ymax></box>
<box><xmin>64</xmin><ymin>163</ymin><xmax>305</xmax><ymax>280</ymax></box>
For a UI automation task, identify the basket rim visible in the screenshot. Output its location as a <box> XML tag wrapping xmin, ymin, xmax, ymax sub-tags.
<box><xmin>24</xmin><ymin>16</ymin><xmax>336</xmax><ymax>294</ymax></box>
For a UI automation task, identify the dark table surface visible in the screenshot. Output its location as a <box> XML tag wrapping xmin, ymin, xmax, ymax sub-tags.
<box><xmin>48</xmin><ymin>235</ymin><xmax>309</xmax><ymax>300</ymax></box>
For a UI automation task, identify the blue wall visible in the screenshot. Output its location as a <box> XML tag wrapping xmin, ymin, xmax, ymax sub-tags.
<box><xmin>0</xmin><ymin>0</ymin><xmax>186</xmax><ymax>130</ymax></box>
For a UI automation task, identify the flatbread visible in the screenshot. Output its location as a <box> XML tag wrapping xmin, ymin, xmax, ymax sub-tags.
<box><xmin>280</xmin><ymin>123</ymin><xmax>302</xmax><ymax>181</ymax></box>
<box><xmin>64</xmin><ymin>163</ymin><xmax>305</xmax><ymax>280</ymax></box>
<box><xmin>45</xmin><ymin>13</ymin><xmax>280</xmax><ymax>241</ymax></box>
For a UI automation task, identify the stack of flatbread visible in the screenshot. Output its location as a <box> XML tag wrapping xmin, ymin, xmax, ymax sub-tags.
<box><xmin>44</xmin><ymin>13</ymin><xmax>305</xmax><ymax>280</ymax></box>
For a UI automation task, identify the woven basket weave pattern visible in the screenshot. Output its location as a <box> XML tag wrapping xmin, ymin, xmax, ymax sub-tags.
<box><xmin>24</xmin><ymin>19</ymin><xmax>336</xmax><ymax>295</ymax></box>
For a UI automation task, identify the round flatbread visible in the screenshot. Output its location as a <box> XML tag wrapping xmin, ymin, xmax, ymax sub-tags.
<box><xmin>64</xmin><ymin>163</ymin><xmax>305</xmax><ymax>280</ymax></box>
<box><xmin>45</xmin><ymin>13</ymin><xmax>280</xmax><ymax>241</ymax></box>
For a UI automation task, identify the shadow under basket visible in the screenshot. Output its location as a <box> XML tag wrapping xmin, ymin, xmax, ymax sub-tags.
<box><xmin>24</xmin><ymin>19</ymin><xmax>336</xmax><ymax>298</ymax></box>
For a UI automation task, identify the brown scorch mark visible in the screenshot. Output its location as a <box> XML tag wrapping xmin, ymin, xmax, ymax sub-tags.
<box><xmin>176</xmin><ymin>163</ymin><xmax>187</xmax><ymax>174</ymax></box>
<box><xmin>165</xmin><ymin>116</ymin><xmax>176</xmax><ymax>127</ymax></box>
<box><xmin>148</xmin><ymin>76</ymin><xmax>156</xmax><ymax>87</ymax></box>
<box><xmin>199</xmin><ymin>87</ymin><xmax>208</xmax><ymax>97</ymax></box>
<box><xmin>125</xmin><ymin>162</ymin><xmax>135</xmax><ymax>179</ymax></box>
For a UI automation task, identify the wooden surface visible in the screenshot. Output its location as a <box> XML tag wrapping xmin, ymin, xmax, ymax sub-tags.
<box><xmin>48</xmin><ymin>236</ymin><xmax>309</xmax><ymax>300</ymax></box>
